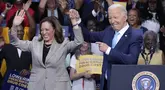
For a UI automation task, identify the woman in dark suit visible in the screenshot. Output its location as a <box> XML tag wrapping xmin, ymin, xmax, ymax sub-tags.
<box><xmin>9</xmin><ymin>9</ymin><xmax>84</xmax><ymax>90</ymax></box>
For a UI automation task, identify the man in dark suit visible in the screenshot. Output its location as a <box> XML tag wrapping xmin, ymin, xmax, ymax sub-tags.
<box><xmin>71</xmin><ymin>4</ymin><xmax>143</xmax><ymax>90</ymax></box>
<box><xmin>0</xmin><ymin>26</ymin><xmax>32</xmax><ymax>88</ymax></box>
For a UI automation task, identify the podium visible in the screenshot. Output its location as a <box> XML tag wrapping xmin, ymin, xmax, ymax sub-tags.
<box><xmin>110</xmin><ymin>65</ymin><xmax>165</xmax><ymax>90</ymax></box>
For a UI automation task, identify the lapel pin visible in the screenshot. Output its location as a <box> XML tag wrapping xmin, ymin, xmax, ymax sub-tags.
<box><xmin>125</xmin><ymin>35</ymin><xmax>127</xmax><ymax>37</ymax></box>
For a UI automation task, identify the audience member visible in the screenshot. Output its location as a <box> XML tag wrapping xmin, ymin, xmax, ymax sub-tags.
<box><xmin>70</xmin><ymin>42</ymin><xmax>96</xmax><ymax>90</ymax></box>
<box><xmin>138</xmin><ymin>31</ymin><xmax>163</xmax><ymax>65</ymax></box>
<box><xmin>71</xmin><ymin>4</ymin><xmax>143</xmax><ymax>90</ymax></box>
<box><xmin>6</xmin><ymin>0</ymin><xmax>34</xmax><ymax>27</ymax></box>
<box><xmin>39</xmin><ymin>0</ymin><xmax>69</xmax><ymax>25</ymax></box>
<box><xmin>126</xmin><ymin>0</ymin><xmax>148</xmax><ymax>21</ymax></box>
<box><xmin>128</xmin><ymin>8</ymin><xmax>141</xmax><ymax>29</ymax></box>
<box><xmin>9</xmin><ymin>9</ymin><xmax>83</xmax><ymax>90</ymax></box>
<box><xmin>7</xmin><ymin>0</ymin><xmax>36</xmax><ymax>41</ymax></box>
<box><xmin>128</xmin><ymin>8</ymin><xmax>148</xmax><ymax>34</ymax></box>
<box><xmin>0</xmin><ymin>25</ymin><xmax>32</xmax><ymax>89</ymax></box>
<box><xmin>86</xmin><ymin>19</ymin><xmax>103</xmax><ymax>55</ymax></box>
<box><xmin>81</xmin><ymin>0</ymin><xmax>113</xmax><ymax>31</ymax></box>
<box><xmin>0</xmin><ymin>3</ymin><xmax>12</xmax><ymax>26</ymax></box>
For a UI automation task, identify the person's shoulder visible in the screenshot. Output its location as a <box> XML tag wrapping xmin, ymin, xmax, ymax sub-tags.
<box><xmin>32</xmin><ymin>36</ymin><xmax>40</xmax><ymax>41</ymax></box>
<box><xmin>60</xmin><ymin>38</ymin><xmax>70</xmax><ymax>46</ymax></box>
<box><xmin>104</xmin><ymin>26</ymin><xmax>113</xmax><ymax>32</ymax></box>
<box><xmin>131</xmin><ymin>28</ymin><xmax>143</xmax><ymax>36</ymax></box>
<box><xmin>1</xmin><ymin>44</ymin><xmax>15</xmax><ymax>51</ymax></box>
<box><xmin>3</xmin><ymin>44</ymin><xmax>14</xmax><ymax>48</ymax></box>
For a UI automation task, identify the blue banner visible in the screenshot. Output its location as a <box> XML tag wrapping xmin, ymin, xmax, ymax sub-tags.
<box><xmin>1</xmin><ymin>70</ymin><xmax>30</xmax><ymax>90</ymax></box>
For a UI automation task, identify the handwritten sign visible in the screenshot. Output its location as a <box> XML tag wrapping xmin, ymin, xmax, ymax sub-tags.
<box><xmin>2</xmin><ymin>70</ymin><xmax>29</xmax><ymax>90</ymax></box>
<box><xmin>76</xmin><ymin>55</ymin><xmax>103</xmax><ymax>74</ymax></box>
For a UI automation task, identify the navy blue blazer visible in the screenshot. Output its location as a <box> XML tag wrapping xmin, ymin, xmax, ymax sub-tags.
<box><xmin>81</xmin><ymin>25</ymin><xmax>143</xmax><ymax>90</ymax></box>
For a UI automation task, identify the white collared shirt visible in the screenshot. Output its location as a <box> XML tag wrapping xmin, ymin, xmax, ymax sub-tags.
<box><xmin>17</xmin><ymin>48</ymin><xmax>22</xmax><ymax>58</ymax></box>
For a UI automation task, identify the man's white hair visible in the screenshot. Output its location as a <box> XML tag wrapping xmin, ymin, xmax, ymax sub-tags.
<box><xmin>108</xmin><ymin>4</ymin><xmax>127</xmax><ymax>16</ymax></box>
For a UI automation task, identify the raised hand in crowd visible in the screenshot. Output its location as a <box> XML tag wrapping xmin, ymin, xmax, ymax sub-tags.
<box><xmin>23</xmin><ymin>0</ymin><xmax>32</xmax><ymax>11</ymax></box>
<box><xmin>13</xmin><ymin>10</ymin><xmax>25</xmax><ymax>26</ymax></box>
<box><xmin>58</xmin><ymin>0</ymin><xmax>68</xmax><ymax>13</ymax></box>
<box><xmin>0</xmin><ymin>3</ymin><xmax>13</xmax><ymax>24</ymax></box>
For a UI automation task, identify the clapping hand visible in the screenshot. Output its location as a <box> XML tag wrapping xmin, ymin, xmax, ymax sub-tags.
<box><xmin>13</xmin><ymin>9</ymin><xmax>25</xmax><ymax>26</ymax></box>
<box><xmin>5</xmin><ymin>3</ymin><xmax>13</xmax><ymax>11</ymax></box>
<box><xmin>69</xmin><ymin>9</ymin><xmax>80</xmax><ymax>25</ymax></box>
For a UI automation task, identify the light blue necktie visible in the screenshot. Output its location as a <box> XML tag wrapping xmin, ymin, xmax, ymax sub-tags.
<box><xmin>112</xmin><ymin>32</ymin><xmax>120</xmax><ymax>48</ymax></box>
<box><xmin>105</xmin><ymin>32</ymin><xmax>120</xmax><ymax>79</ymax></box>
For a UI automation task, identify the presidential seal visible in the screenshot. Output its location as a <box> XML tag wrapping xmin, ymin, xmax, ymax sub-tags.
<box><xmin>132</xmin><ymin>71</ymin><xmax>160</xmax><ymax>90</ymax></box>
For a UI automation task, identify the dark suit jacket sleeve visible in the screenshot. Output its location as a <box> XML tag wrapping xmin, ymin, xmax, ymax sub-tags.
<box><xmin>80</xmin><ymin>23</ymin><xmax>106</xmax><ymax>43</ymax></box>
<box><xmin>0</xmin><ymin>46</ymin><xmax>5</xmax><ymax>66</ymax></box>
<box><xmin>108</xmin><ymin>32</ymin><xmax>143</xmax><ymax>64</ymax></box>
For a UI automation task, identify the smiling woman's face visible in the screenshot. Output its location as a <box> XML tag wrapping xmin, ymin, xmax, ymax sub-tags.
<box><xmin>41</xmin><ymin>21</ymin><xmax>55</xmax><ymax>44</ymax></box>
<box><xmin>128</xmin><ymin>10</ymin><xmax>139</xmax><ymax>27</ymax></box>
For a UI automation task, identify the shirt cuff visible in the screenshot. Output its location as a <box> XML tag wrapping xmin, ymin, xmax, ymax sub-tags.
<box><xmin>92</xmin><ymin>10</ymin><xmax>99</xmax><ymax>17</ymax></box>
<box><xmin>77</xmin><ymin>18</ymin><xmax>81</xmax><ymax>25</ymax></box>
<box><xmin>105</xmin><ymin>47</ymin><xmax>111</xmax><ymax>55</ymax></box>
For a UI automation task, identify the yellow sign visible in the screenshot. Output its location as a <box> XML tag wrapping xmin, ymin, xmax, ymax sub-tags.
<box><xmin>76</xmin><ymin>55</ymin><xmax>103</xmax><ymax>74</ymax></box>
<box><xmin>114</xmin><ymin>1</ymin><xmax>126</xmax><ymax>8</ymax></box>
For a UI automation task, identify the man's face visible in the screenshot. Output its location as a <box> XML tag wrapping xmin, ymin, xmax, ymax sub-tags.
<box><xmin>148</xmin><ymin>0</ymin><xmax>157</xmax><ymax>12</ymax></box>
<box><xmin>108</xmin><ymin>7</ymin><xmax>127</xmax><ymax>31</ymax></box>
<box><xmin>17</xmin><ymin>25</ymin><xmax>24</xmax><ymax>40</ymax></box>
<box><xmin>15</xmin><ymin>0</ymin><xmax>23</xmax><ymax>9</ymax></box>
<box><xmin>47</xmin><ymin>0</ymin><xmax>56</xmax><ymax>10</ymax></box>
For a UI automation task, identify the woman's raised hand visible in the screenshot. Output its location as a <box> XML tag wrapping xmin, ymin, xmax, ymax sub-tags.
<box><xmin>13</xmin><ymin>9</ymin><xmax>25</xmax><ymax>26</ymax></box>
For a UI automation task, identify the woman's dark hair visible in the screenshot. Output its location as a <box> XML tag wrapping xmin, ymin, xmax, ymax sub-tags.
<box><xmin>39</xmin><ymin>16</ymin><xmax>64</xmax><ymax>43</ymax></box>
<box><xmin>75</xmin><ymin>42</ymin><xmax>92</xmax><ymax>59</ymax></box>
